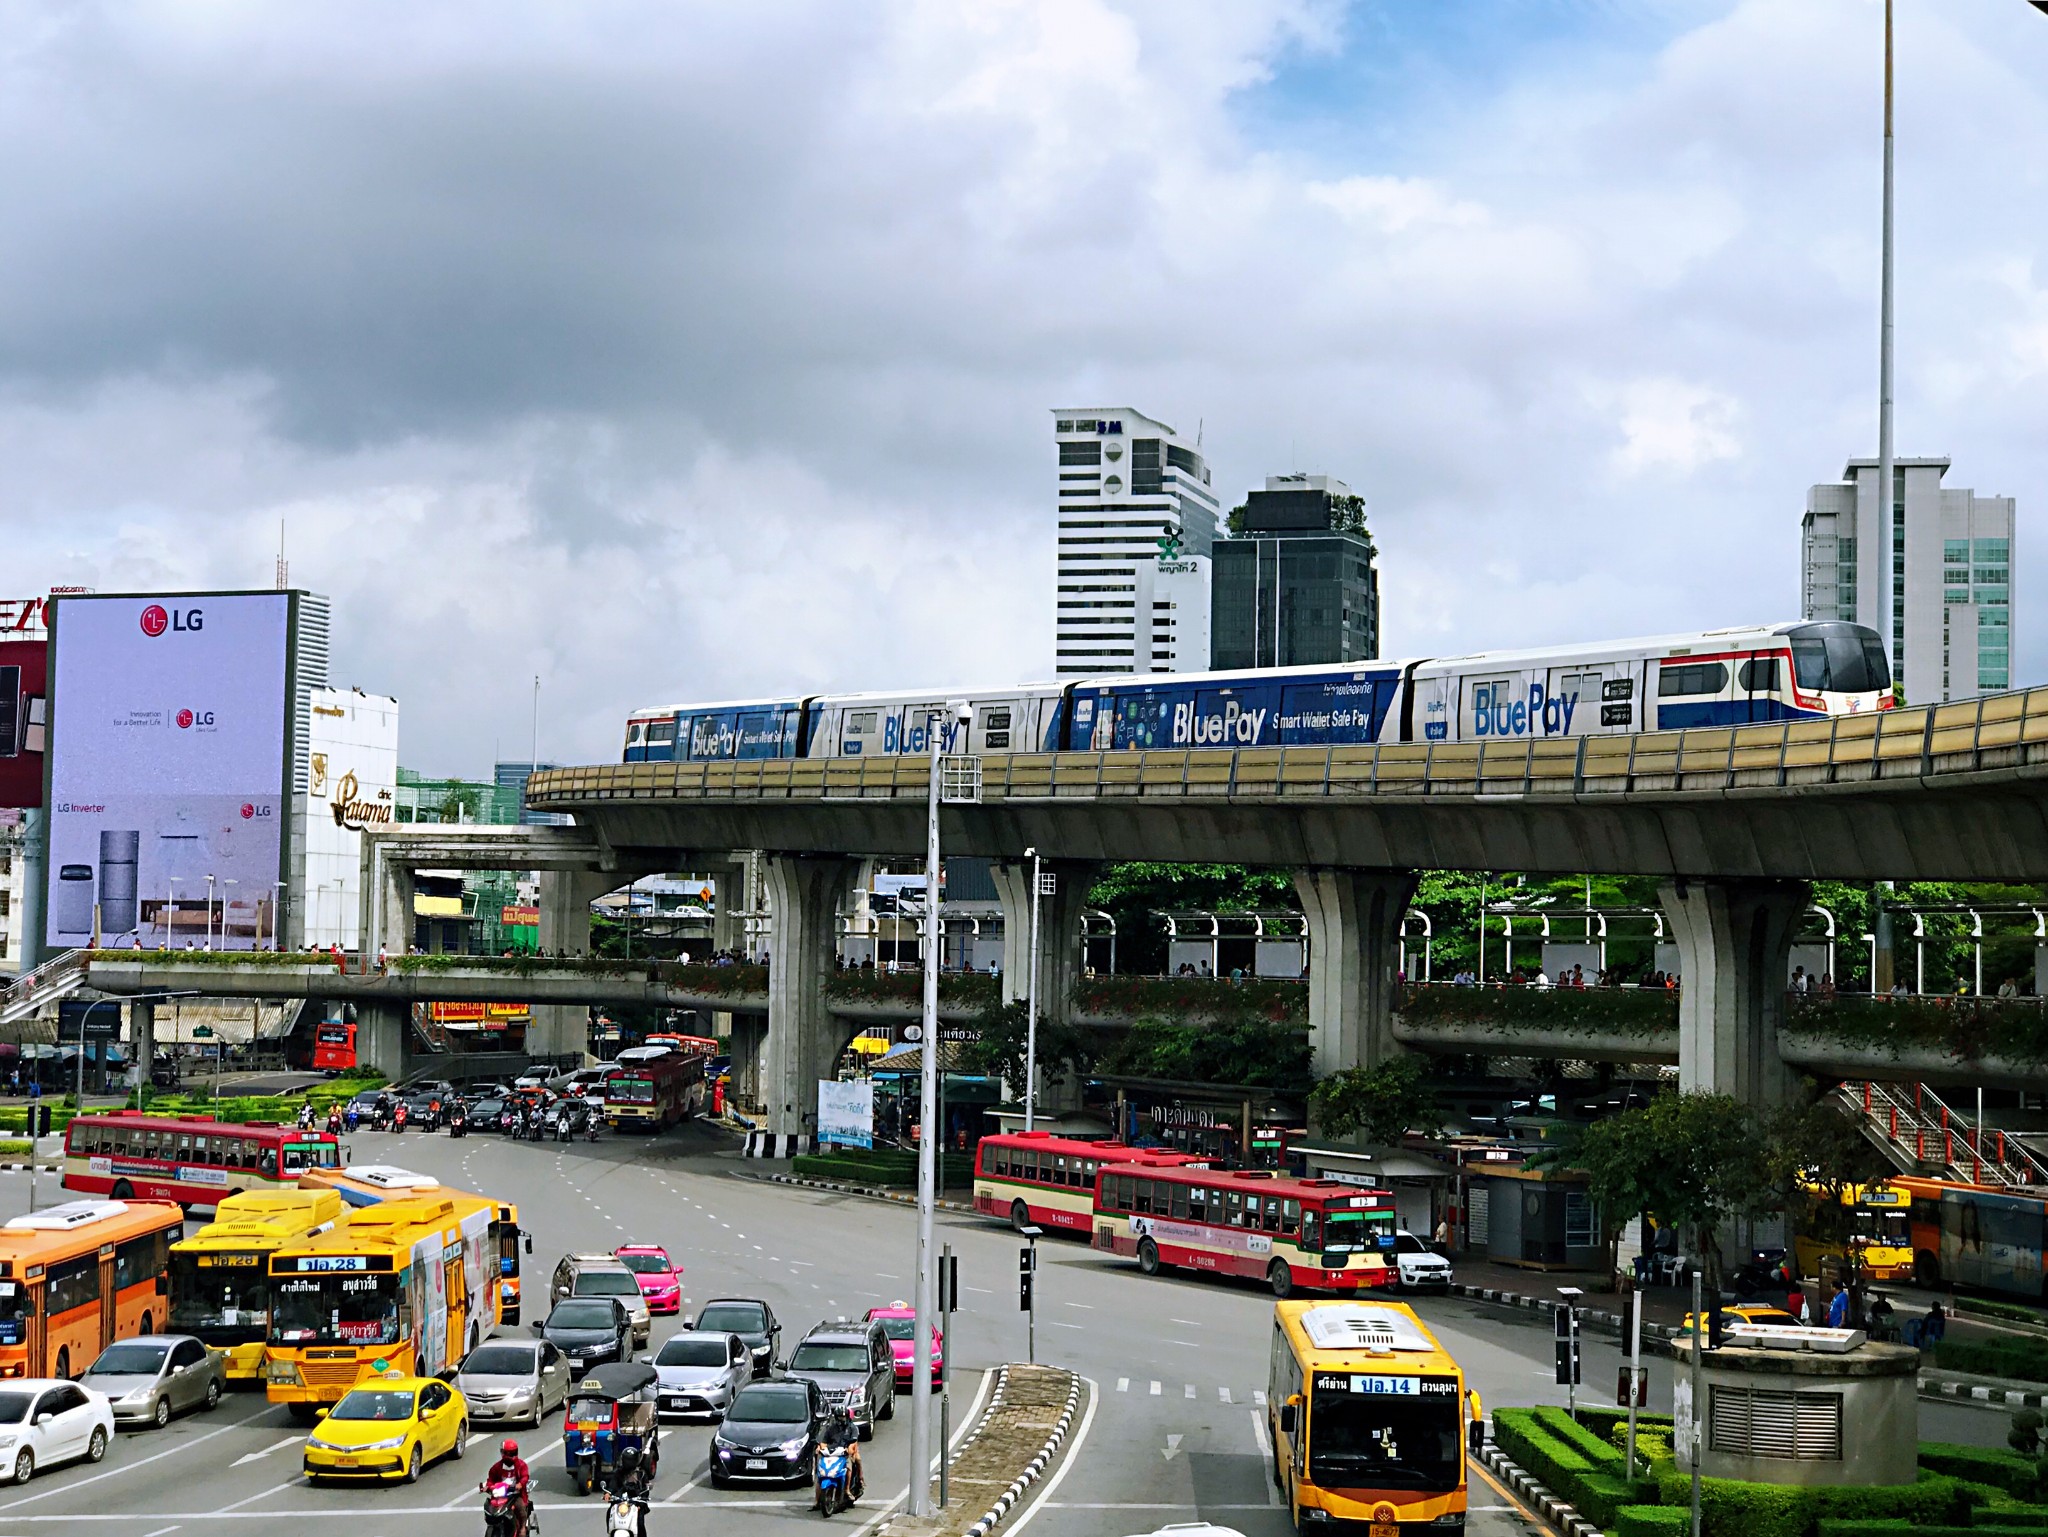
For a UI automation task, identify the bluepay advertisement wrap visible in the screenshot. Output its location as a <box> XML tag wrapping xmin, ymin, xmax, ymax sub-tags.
<box><xmin>46</xmin><ymin>594</ymin><xmax>289</xmax><ymax>950</ymax></box>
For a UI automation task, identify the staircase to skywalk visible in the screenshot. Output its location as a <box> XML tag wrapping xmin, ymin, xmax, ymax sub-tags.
<box><xmin>1836</xmin><ymin>1078</ymin><xmax>2048</xmax><ymax>1188</ymax></box>
<box><xmin>0</xmin><ymin>952</ymin><xmax>87</xmax><ymax>1030</ymax></box>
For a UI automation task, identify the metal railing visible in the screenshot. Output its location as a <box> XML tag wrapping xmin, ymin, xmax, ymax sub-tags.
<box><xmin>530</xmin><ymin>687</ymin><xmax>2048</xmax><ymax>808</ymax></box>
<box><xmin>0</xmin><ymin>951</ymin><xmax>88</xmax><ymax>1029</ymax></box>
<box><xmin>1842</xmin><ymin>1078</ymin><xmax>2048</xmax><ymax>1188</ymax></box>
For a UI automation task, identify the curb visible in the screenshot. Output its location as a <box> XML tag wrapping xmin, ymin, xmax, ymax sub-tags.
<box><xmin>1919</xmin><ymin>1373</ymin><xmax>2048</xmax><ymax>1409</ymax></box>
<box><xmin>757</xmin><ymin>1171</ymin><xmax>979</xmax><ymax>1215</ymax></box>
<box><xmin>0</xmin><ymin>1163</ymin><xmax>58</xmax><ymax>1174</ymax></box>
<box><xmin>1451</xmin><ymin>1283</ymin><xmax>1683</xmax><ymax>1344</ymax></box>
<box><xmin>1480</xmin><ymin>1438</ymin><xmax>1602</xmax><ymax>1537</ymax></box>
<box><xmin>962</xmin><ymin>1367</ymin><xmax>1086</xmax><ymax>1537</ymax></box>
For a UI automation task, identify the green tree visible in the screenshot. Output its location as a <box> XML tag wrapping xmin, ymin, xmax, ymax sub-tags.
<box><xmin>1539</xmin><ymin>1091</ymin><xmax>1782</xmax><ymax>1293</ymax></box>
<box><xmin>1309</xmin><ymin>1055</ymin><xmax>1443</xmax><ymax>1144</ymax></box>
<box><xmin>1769</xmin><ymin>1095</ymin><xmax>1893</xmax><ymax>1265</ymax></box>
<box><xmin>961</xmin><ymin>999</ymin><xmax>1094</xmax><ymax>1093</ymax></box>
<box><xmin>1087</xmin><ymin>863</ymin><xmax>1296</xmax><ymax>975</ymax></box>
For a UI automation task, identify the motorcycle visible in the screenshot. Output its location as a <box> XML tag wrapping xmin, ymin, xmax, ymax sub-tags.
<box><xmin>325</xmin><ymin>1110</ymin><xmax>343</xmax><ymax>1136</ymax></box>
<box><xmin>815</xmin><ymin>1445</ymin><xmax>858</xmax><ymax>1517</ymax></box>
<box><xmin>1731</xmin><ymin>1246</ymin><xmax>1791</xmax><ymax>1302</ymax></box>
<box><xmin>479</xmin><ymin>1476</ymin><xmax>530</xmax><ymax>1537</ymax></box>
<box><xmin>448</xmin><ymin>1109</ymin><xmax>469</xmax><ymax>1139</ymax></box>
<box><xmin>392</xmin><ymin>1105</ymin><xmax>410</xmax><ymax>1133</ymax></box>
<box><xmin>343</xmin><ymin>1107</ymin><xmax>362</xmax><ymax>1134</ymax></box>
<box><xmin>296</xmin><ymin>1105</ymin><xmax>316</xmax><ymax>1131</ymax></box>
<box><xmin>587</xmin><ymin>1113</ymin><xmax>602</xmax><ymax>1143</ymax></box>
<box><xmin>554</xmin><ymin>1110</ymin><xmax>576</xmax><ymax>1143</ymax></box>
<box><xmin>605</xmin><ymin>1492</ymin><xmax>648</xmax><ymax>1537</ymax></box>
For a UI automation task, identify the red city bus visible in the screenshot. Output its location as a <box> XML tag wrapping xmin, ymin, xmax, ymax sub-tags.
<box><xmin>63</xmin><ymin>1112</ymin><xmax>343</xmax><ymax>1208</ymax></box>
<box><xmin>311</xmin><ymin>1020</ymin><xmax>357</xmax><ymax>1072</ymax></box>
<box><xmin>603</xmin><ymin>1053</ymin><xmax>705</xmax><ymax>1132</ymax></box>
<box><xmin>973</xmin><ymin>1132</ymin><xmax>1212</xmax><ymax>1235</ymax></box>
<box><xmin>1093</xmin><ymin>1166</ymin><xmax>1398</xmax><ymax>1297</ymax></box>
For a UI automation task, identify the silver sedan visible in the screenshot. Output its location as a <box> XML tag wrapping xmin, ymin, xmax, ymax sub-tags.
<box><xmin>79</xmin><ymin>1337</ymin><xmax>226</xmax><ymax>1430</ymax></box>
<box><xmin>648</xmin><ymin>1330</ymin><xmax>750</xmax><ymax>1420</ymax></box>
<box><xmin>453</xmin><ymin>1338</ymin><xmax>571</xmax><ymax>1428</ymax></box>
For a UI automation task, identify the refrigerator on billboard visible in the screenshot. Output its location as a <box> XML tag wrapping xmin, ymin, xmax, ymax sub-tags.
<box><xmin>0</xmin><ymin>640</ymin><xmax>49</xmax><ymax>809</ymax></box>
<box><xmin>44</xmin><ymin>593</ymin><xmax>298</xmax><ymax>951</ymax></box>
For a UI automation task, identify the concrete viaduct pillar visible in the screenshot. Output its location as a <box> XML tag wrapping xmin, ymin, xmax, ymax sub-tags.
<box><xmin>991</xmin><ymin>858</ymin><xmax>1099</xmax><ymax>1117</ymax></box>
<box><xmin>530</xmin><ymin>869</ymin><xmax>622</xmax><ymax>1065</ymax></box>
<box><xmin>1294</xmin><ymin>868</ymin><xmax>1419</xmax><ymax>1079</ymax></box>
<box><xmin>748</xmin><ymin>855</ymin><xmax>859</xmax><ymax>1157</ymax></box>
<box><xmin>1659</xmin><ymin>878</ymin><xmax>1810</xmax><ymax>1109</ymax></box>
<box><xmin>356</xmin><ymin>1001</ymin><xmax>411</xmax><ymax>1083</ymax></box>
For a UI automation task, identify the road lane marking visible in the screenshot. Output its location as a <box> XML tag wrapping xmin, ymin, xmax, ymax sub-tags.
<box><xmin>1149</xmin><ymin>1381</ymin><xmax>1161</xmax><ymax>1395</ymax></box>
<box><xmin>1171</xmin><ymin>1318</ymin><xmax>1201</xmax><ymax>1326</ymax></box>
<box><xmin>1116</xmin><ymin>1378</ymin><xmax>1129</xmax><ymax>1393</ymax></box>
<box><xmin>143</xmin><ymin>1528</ymin><xmax>181</xmax><ymax>1537</ymax></box>
<box><xmin>229</xmin><ymin>1436</ymin><xmax>304</xmax><ymax>1467</ymax></box>
<box><xmin>215</xmin><ymin>1475</ymin><xmax>303</xmax><ymax>1513</ymax></box>
<box><xmin>1219</xmin><ymin>1387</ymin><xmax>1232</xmax><ymax>1403</ymax></box>
<box><xmin>1183</xmin><ymin>1384</ymin><xmax>1195</xmax><ymax>1399</ymax></box>
<box><xmin>0</xmin><ymin>1405</ymin><xmax>276</xmax><ymax>1510</ymax></box>
<box><xmin>1003</xmin><ymin>1377</ymin><xmax>1097</xmax><ymax>1537</ymax></box>
<box><xmin>1248</xmin><ymin>1410</ymin><xmax>1280</xmax><ymax>1507</ymax></box>
<box><xmin>1254</xmin><ymin>1390</ymin><xmax>1267</xmax><ymax>1406</ymax></box>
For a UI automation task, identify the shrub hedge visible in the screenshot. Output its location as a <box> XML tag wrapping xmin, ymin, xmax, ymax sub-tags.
<box><xmin>1933</xmin><ymin>1336</ymin><xmax>2048</xmax><ymax>1387</ymax></box>
<box><xmin>1917</xmin><ymin>1443</ymin><xmax>2046</xmax><ymax>1502</ymax></box>
<box><xmin>1615</xmin><ymin>1509</ymin><xmax>1692</xmax><ymax>1537</ymax></box>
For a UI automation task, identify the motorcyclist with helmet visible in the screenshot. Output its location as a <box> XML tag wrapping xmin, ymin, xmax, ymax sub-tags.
<box><xmin>814</xmin><ymin>1406</ymin><xmax>863</xmax><ymax>1509</ymax></box>
<box><xmin>481</xmin><ymin>1437</ymin><xmax>532</xmax><ymax>1537</ymax></box>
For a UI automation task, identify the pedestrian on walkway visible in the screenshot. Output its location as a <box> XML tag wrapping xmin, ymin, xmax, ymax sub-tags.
<box><xmin>1827</xmin><ymin>1280</ymin><xmax>1850</xmax><ymax>1329</ymax></box>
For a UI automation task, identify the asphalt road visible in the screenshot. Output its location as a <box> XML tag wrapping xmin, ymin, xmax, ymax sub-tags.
<box><xmin>0</xmin><ymin>1125</ymin><xmax>2005</xmax><ymax>1537</ymax></box>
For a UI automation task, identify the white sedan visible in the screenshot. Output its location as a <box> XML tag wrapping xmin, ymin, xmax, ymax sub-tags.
<box><xmin>0</xmin><ymin>1380</ymin><xmax>115</xmax><ymax>1483</ymax></box>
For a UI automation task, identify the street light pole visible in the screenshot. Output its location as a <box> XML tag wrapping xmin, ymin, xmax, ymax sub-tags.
<box><xmin>218</xmin><ymin>879</ymin><xmax>238</xmax><ymax>953</ymax></box>
<box><xmin>1876</xmin><ymin>0</ymin><xmax>1896</xmax><ymax>680</ymax></box>
<box><xmin>1023</xmin><ymin>847</ymin><xmax>1040</xmax><ymax>1133</ymax></box>
<box><xmin>910</xmin><ymin>705</ymin><xmax>963</xmax><ymax>1517</ymax></box>
<box><xmin>205</xmin><ymin>874</ymin><xmax>217</xmax><ymax>952</ymax></box>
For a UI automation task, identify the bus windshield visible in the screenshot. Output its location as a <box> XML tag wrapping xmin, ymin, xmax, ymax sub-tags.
<box><xmin>169</xmin><ymin>1253</ymin><xmax>269</xmax><ymax>1342</ymax></box>
<box><xmin>607</xmin><ymin>1079</ymin><xmax>655</xmax><ymax>1105</ymax></box>
<box><xmin>0</xmin><ymin>1281</ymin><xmax>25</xmax><ymax>1346</ymax></box>
<box><xmin>1309</xmin><ymin>1384</ymin><xmax>1461</xmax><ymax>1492</ymax></box>
<box><xmin>1321</xmin><ymin>1212</ymin><xmax>1392</xmax><ymax>1255</ymax></box>
<box><xmin>270</xmin><ymin>1273</ymin><xmax>404</xmax><ymax>1347</ymax></box>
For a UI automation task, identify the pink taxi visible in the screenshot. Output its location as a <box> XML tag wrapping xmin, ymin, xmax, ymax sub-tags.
<box><xmin>615</xmin><ymin>1244</ymin><xmax>684</xmax><ymax>1315</ymax></box>
<box><xmin>863</xmin><ymin>1302</ymin><xmax>942</xmax><ymax>1390</ymax></box>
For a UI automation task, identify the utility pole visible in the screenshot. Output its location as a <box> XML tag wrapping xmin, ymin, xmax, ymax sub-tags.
<box><xmin>1690</xmin><ymin>1271</ymin><xmax>1704</xmax><ymax>1537</ymax></box>
<box><xmin>909</xmin><ymin>708</ymin><xmax>959</xmax><ymax>1516</ymax></box>
<box><xmin>1023</xmin><ymin>848</ymin><xmax>1042</xmax><ymax>1132</ymax></box>
<box><xmin>1876</xmin><ymin>0</ymin><xmax>1896</xmax><ymax>679</ymax></box>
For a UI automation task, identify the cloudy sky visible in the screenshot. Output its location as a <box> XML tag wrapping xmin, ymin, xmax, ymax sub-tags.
<box><xmin>5</xmin><ymin>0</ymin><xmax>2045</xmax><ymax>771</ymax></box>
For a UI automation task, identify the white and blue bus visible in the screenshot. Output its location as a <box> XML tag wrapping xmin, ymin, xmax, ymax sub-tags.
<box><xmin>622</xmin><ymin>620</ymin><xmax>1892</xmax><ymax>764</ymax></box>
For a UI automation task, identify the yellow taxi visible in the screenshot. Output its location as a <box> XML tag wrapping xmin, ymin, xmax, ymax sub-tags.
<box><xmin>302</xmin><ymin>1375</ymin><xmax>470</xmax><ymax>1484</ymax></box>
<box><xmin>1677</xmin><ymin>1303</ymin><xmax>1801</xmax><ymax>1335</ymax></box>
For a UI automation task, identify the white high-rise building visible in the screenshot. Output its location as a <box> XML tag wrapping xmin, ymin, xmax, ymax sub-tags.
<box><xmin>1802</xmin><ymin>457</ymin><xmax>2015</xmax><ymax>703</ymax></box>
<box><xmin>1053</xmin><ymin>407</ymin><xmax>1217</xmax><ymax>675</ymax></box>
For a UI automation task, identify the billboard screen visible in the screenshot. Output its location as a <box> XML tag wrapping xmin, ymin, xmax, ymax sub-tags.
<box><xmin>0</xmin><ymin>639</ymin><xmax>47</xmax><ymax>809</ymax></box>
<box><xmin>46</xmin><ymin>594</ymin><xmax>290</xmax><ymax>950</ymax></box>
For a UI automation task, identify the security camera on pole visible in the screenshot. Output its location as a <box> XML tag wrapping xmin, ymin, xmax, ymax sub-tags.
<box><xmin>910</xmin><ymin>701</ymin><xmax>972</xmax><ymax>1517</ymax></box>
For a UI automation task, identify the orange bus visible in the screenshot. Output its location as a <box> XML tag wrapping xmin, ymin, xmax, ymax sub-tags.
<box><xmin>64</xmin><ymin>1113</ymin><xmax>343</xmax><ymax>1208</ymax></box>
<box><xmin>972</xmin><ymin>1132</ymin><xmax>1212</xmax><ymax>1235</ymax></box>
<box><xmin>1093</xmin><ymin>1167</ymin><xmax>1398</xmax><ymax>1297</ymax></box>
<box><xmin>0</xmin><ymin>1199</ymin><xmax>186</xmax><ymax>1380</ymax></box>
<box><xmin>603</xmin><ymin>1053</ymin><xmax>705</xmax><ymax>1132</ymax></box>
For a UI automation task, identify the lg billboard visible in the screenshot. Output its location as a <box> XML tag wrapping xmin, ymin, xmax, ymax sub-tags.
<box><xmin>45</xmin><ymin>593</ymin><xmax>294</xmax><ymax>950</ymax></box>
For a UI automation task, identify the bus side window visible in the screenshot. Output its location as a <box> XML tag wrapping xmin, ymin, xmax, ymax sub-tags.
<box><xmin>1188</xmin><ymin>1187</ymin><xmax>1208</xmax><ymax>1223</ymax></box>
<box><xmin>1282</xmin><ymin>1199</ymin><xmax>1301</xmax><ymax>1238</ymax></box>
<box><xmin>1053</xmin><ymin>1156</ymin><xmax>1068</xmax><ymax>1186</ymax></box>
<box><xmin>1301</xmin><ymin>1210</ymin><xmax>1322</xmax><ymax>1250</ymax></box>
<box><xmin>1170</xmin><ymin>1185</ymin><xmax>1190</xmax><ymax>1220</ymax></box>
<box><xmin>319</xmin><ymin>1144</ymin><xmax>338</xmax><ymax>1168</ymax></box>
<box><xmin>1263</xmin><ymin>1200</ymin><xmax>1283</xmax><ymax>1234</ymax></box>
<box><xmin>1134</xmin><ymin>1181</ymin><xmax>1153</xmax><ymax>1216</ymax></box>
<box><xmin>259</xmin><ymin>1146</ymin><xmax>278</xmax><ymax>1177</ymax></box>
<box><xmin>989</xmin><ymin>1146</ymin><xmax>1006</xmax><ymax>1178</ymax></box>
<box><xmin>47</xmin><ymin>1255</ymin><xmax>98</xmax><ymax>1318</ymax></box>
<box><xmin>1227</xmin><ymin>1191</ymin><xmax>1244</xmax><ymax>1228</ymax></box>
<box><xmin>1070</xmin><ymin>1160</ymin><xmax>1088</xmax><ymax>1190</ymax></box>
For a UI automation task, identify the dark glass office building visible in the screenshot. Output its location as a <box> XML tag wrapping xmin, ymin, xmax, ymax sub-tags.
<box><xmin>1211</xmin><ymin>475</ymin><xmax>1380</xmax><ymax>669</ymax></box>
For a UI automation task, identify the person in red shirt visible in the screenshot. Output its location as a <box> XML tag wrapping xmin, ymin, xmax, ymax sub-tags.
<box><xmin>483</xmin><ymin>1439</ymin><xmax>532</xmax><ymax>1536</ymax></box>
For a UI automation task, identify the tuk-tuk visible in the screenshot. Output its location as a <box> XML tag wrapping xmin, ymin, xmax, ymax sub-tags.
<box><xmin>565</xmin><ymin>1361</ymin><xmax>661</xmax><ymax>1496</ymax></box>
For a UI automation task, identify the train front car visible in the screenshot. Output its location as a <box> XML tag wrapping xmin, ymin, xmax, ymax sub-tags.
<box><xmin>1782</xmin><ymin>621</ymin><xmax>1894</xmax><ymax>716</ymax></box>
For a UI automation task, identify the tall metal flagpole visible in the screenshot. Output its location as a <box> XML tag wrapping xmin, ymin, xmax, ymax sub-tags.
<box><xmin>1876</xmin><ymin>0</ymin><xmax>1896</xmax><ymax>679</ymax></box>
<box><xmin>909</xmin><ymin>710</ymin><xmax>944</xmax><ymax>1515</ymax></box>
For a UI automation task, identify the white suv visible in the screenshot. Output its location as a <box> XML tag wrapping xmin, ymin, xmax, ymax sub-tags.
<box><xmin>1389</xmin><ymin>1231</ymin><xmax>1453</xmax><ymax>1290</ymax></box>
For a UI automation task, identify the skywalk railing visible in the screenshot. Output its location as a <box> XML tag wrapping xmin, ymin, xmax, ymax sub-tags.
<box><xmin>529</xmin><ymin>686</ymin><xmax>2048</xmax><ymax>807</ymax></box>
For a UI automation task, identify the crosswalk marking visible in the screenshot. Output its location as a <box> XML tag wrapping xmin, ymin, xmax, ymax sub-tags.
<box><xmin>1184</xmin><ymin>1383</ymin><xmax>1196</xmax><ymax>1399</ymax></box>
<box><xmin>1254</xmin><ymin>1390</ymin><xmax>1267</xmax><ymax>1406</ymax></box>
<box><xmin>1149</xmin><ymin>1380</ymin><xmax>1161</xmax><ymax>1396</ymax></box>
<box><xmin>1117</xmin><ymin>1378</ymin><xmax>1129</xmax><ymax>1393</ymax></box>
<box><xmin>1219</xmin><ymin>1387</ymin><xmax>1232</xmax><ymax>1403</ymax></box>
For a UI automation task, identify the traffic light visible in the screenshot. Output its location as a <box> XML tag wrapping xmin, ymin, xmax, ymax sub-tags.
<box><xmin>1018</xmin><ymin>1273</ymin><xmax>1034</xmax><ymax>1312</ymax></box>
<box><xmin>1619</xmin><ymin>1292</ymin><xmax>1641</xmax><ymax>1345</ymax></box>
<box><xmin>1553</xmin><ymin>1307</ymin><xmax>1581</xmax><ymax>1386</ymax></box>
<box><xmin>940</xmin><ymin>1254</ymin><xmax>959</xmax><ymax>1314</ymax></box>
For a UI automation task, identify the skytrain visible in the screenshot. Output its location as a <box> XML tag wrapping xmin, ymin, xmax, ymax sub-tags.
<box><xmin>621</xmin><ymin>620</ymin><xmax>1892</xmax><ymax>764</ymax></box>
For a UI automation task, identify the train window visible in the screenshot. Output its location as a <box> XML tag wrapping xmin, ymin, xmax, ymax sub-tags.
<box><xmin>1789</xmin><ymin>624</ymin><xmax>1891</xmax><ymax>694</ymax></box>
<box><xmin>1557</xmin><ymin>671</ymin><xmax>1601</xmax><ymax>702</ymax></box>
<box><xmin>848</xmin><ymin>712</ymin><xmax>877</xmax><ymax>735</ymax></box>
<box><xmin>645</xmin><ymin>720</ymin><xmax>676</xmax><ymax>745</ymax></box>
<box><xmin>1738</xmin><ymin>658</ymin><xmax>1782</xmax><ymax>693</ymax></box>
<box><xmin>1658</xmin><ymin>662</ymin><xmax>1729</xmax><ymax>697</ymax></box>
<box><xmin>626</xmin><ymin>721</ymin><xmax>646</xmax><ymax>746</ymax></box>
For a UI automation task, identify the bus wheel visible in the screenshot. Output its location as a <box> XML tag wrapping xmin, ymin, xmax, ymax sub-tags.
<box><xmin>1269</xmin><ymin>1261</ymin><xmax>1294</xmax><ymax>1299</ymax></box>
<box><xmin>1915</xmin><ymin>1251</ymin><xmax>1941</xmax><ymax>1288</ymax></box>
<box><xmin>1138</xmin><ymin>1239</ymin><xmax>1161</xmax><ymax>1276</ymax></box>
<box><xmin>289</xmin><ymin>1403</ymin><xmax>320</xmax><ymax>1425</ymax></box>
<box><xmin>111</xmin><ymin>1180</ymin><xmax>133</xmax><ymax>1200</ymax></box>
<box><xmin>140</xmin><ymin>1312</ymin><xmax>152</xmax><ymax>1337</ymax></box>
<box><xmin>53</xmin><ymin>1348</ymin><xmax>68</xmax><ymax>1381</ymax></box>
<box><xmin>1011</xmin><ymin>1200</ymin><xmax>1031</xmax><ymax>1231</ymax></box>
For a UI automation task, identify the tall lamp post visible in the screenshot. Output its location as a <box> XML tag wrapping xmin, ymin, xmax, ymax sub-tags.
<box><xmin>214</xmin><ymin>879</ymin><xmax>238</xmax><ymax>953</ymax></box>
<box><xmin>910</xmin><ymin>702</ymin><xmax>969</xmax><ymax>1517</ymax></box>
<box><xmin>1875</xmin><ymin>0</ymin><xmax>1895</xmax><ymax>674</ymax></box>
<box><xmin>1023</xmin><ymin>847</ymin><xmax>1040</xmax><ymax>1132</ymax></box>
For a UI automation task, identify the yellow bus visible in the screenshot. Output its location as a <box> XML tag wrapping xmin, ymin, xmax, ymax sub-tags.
<box><xmin>299</xmin><ymin>1166</ymin><xmax>530</xmax><ymax>1323</ymax></box>
<box><xmin>264</xmin><ymin>1190</ymin><xmax>496</xmax><ymax>1420</ymax></box>
<box><xmin>168</xmin><ymin>1188</ymin><xmax>345</xmax><ymax>1384</ymax></box>
<box><xmin>1268</xmin><ymin>1299</ymin><xmax>1476</xmax><ymax>1533</ymax></box>
<box><xmin>1793</xmin><ymin>1181</ymin><xmax>1915</xmax><ymax>1283</ymax></box>
<box><xmin>0</xmin><ymin>1199</ymin><xmax>185</xmax><ymax>1382</ymax></box>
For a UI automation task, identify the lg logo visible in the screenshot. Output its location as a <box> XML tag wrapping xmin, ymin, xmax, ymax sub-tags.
<box><xmin>176</xmin><ymin>709</ymin><xmax>216</xmax><ymax>730</ymax></box>
<box><xmin>240</xmin><ymin>803</ymin><xmax>272</xmax><ymax>820</ymax></box>
<box><xmin>139</xmin><ymin>604</ymin><xmax>203</xmax><ymax>636</ymax></box>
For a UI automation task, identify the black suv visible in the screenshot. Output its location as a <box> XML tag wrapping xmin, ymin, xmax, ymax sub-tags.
<box><xmin>534</xmin><ymin>1296</ymin><xmax>632</xmax><ymax>1377</ymax></box>
<box><xmin>710</xmin><ymin>1378</ymin><xmax>824</xmax><ymax>1487</ymax></box>
<box><xmin>691</xmin><ymin>1298</ymin><xmax>781</xmax><ymax>1379</ymax></box>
